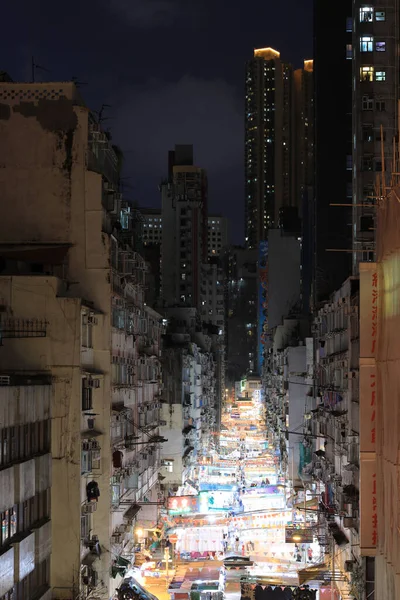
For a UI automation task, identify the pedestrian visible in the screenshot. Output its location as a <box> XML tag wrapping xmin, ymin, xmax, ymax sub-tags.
<box><xmin>308</xmin><ymin>547</ymin><xmax>313</xmax><ymax>562</ymax></box>
<box><xmin>241</xmin><ymin>543</ymin><xmax>245</xmax><ymax>556</ymax></box>
<box><xmin>249</xmin><ymin>540</ymin><xmax>254</xmax><ymax>552</ymax></box>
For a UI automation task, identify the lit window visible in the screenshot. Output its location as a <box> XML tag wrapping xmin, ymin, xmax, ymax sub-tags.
<box><xmin>360</xmin><ymin>36</ymin><xmax>373</xmax><ymax>52</ymax></box>
<box><xmin>360</xmin><ymin>66</ymin><xmax>374</xmax><ymax>82</ymax></box>
<box><xmin>346</xmin><ymin>17</ymin><xmax>352</xmax><ymax>32</ymax></box>
<box><xmin>346</xmin><ymin>44</ymin><xmax>352</xmax><ymax>59</ymax></box>
<box><xmin>360</xmin><ymin>7</ymin><xmax>373</xmax><ymax>22</ymax></box>
<box><xmin>375</xmin><ymin>41</ymin><xmax>386</xmax><ymax>52</ymax></box>
<box><xmin>375</xmin><ymin>70</ymin><xmax>386</xmax><ymax>81</ymax></box>
<box><xmin>375</xmin><ymin>10</ymin><xmax>385</xmax><ymax>21</ymax></box>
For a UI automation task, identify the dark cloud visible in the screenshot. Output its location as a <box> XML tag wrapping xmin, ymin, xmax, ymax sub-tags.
<box><xmin>103</xmin><ymin>0</ymin><xmax>204</xmax><ymax>28</ymax></box>
<box><xmin>111</xmin><ymin>75</ymin><xmax>243</xmax><ymax>177</ymax></box>
<box><xmin>109</xmin><ymin>75</ymin><xmax>244</xmax><ymax>241</ymax></box>
<box><xmin>1</xmin><ymin>0</ymin><xmax>312</xmax><ymax>245</ymax></box>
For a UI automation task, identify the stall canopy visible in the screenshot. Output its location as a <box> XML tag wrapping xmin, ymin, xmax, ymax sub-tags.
<box><xmin>123</xmin><ymin>504</ymin><xmax>142</xmax><ymax>521</ymax></box>
<box><xmin>297</xmin><ymin>562</ymin><xmax>329</xmax><ymax>585</ymax></box>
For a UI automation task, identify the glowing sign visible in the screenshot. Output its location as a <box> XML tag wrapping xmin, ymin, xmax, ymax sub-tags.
<box><xmin>199</xmin><ymin>491</ymin><xmax>233</xmax><ymax>513</ymax></box>
<box><xmin>167</xmin><ymin>495</ymin><xmax>199</xmax><ymax>515</ymax></box>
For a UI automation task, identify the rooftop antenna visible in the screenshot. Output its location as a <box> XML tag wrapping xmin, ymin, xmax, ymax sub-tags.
<box><xmin>98</xmin><ymin>104</ymin><xmax>112</xmax><ymax>124</ymax></box>
<box><xmin>31</xmin><ymin>57</ymin><xmax>51</xmax><ymax>83</ymax></box>
<box><xmin>71</xmin><ymin>76</ymin><xmax>88</xmax><ymax>87</ymax></box>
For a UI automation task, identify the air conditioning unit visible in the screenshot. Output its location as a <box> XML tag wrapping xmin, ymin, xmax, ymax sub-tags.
<box><xmin>88</xmin><ymin>315</ymin><xmax>98</xmax><ymax>325</ymax></box>
<box><xmin>343</xmin><ymin>517</ymin><xmax>356</xmax><ymax>529</ymax></box>
<box><xmin>82</xmin><ymin>502</ymin><xmax>97</xmax><ymax>514</ymax></box>
<box><xmin>159</xmin><ymin>420</ymin><xmax>167</xmax><ymax>426</ymax></box>
<box><xmin>84</xmin><ymin>378</ymin><xmax>100</xmax><ymax>389</ymax></box>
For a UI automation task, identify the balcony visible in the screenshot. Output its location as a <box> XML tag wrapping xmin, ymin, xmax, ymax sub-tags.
<box><xmin>87</xmin><ymin>127</ymin><xmax>119</xmax><ymax>187</ymax></box>
<box><xmin>0</xmin><ymin>318</ymin><xmax>47</xmax><ymax>340</ymax></box>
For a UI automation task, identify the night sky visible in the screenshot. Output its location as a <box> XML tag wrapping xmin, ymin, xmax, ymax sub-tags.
<box><xmin>3</xmin><ymin>0</ymin><xmax>313</xmax><ymax>243</ymax></box>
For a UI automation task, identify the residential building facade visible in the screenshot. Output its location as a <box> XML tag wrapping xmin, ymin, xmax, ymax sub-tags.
<box><xmin>159</xmin><ymin>308</ymin><xmax>217</xmax><ymax>494</ymax></box>
<box><xmin>352</xmin><ymin>0</ymin><xmax>399</xmax><ymax>272</ymax></box>
<box><xmin>245</xmin><ymin>47</ymin><xmax>295</xmax><ymax>247</ymax></box>
<box><xmin>0</xmin><ymin>81</ymin><xmax>163</xmax><ymax>599</ymax></box>
<box><xmin>160</xmin><ymin>145</ymin><xmax>208</xmax><ymax>311</ymax></box>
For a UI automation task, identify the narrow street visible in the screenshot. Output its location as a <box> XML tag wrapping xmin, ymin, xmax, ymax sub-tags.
<box><xmin>127</xmin><ymin>378</ymin><xmax>322</xmax><ymax>600</ymax></box>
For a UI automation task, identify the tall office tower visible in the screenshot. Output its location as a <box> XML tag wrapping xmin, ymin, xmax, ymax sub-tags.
<box><xmin>244</xmin><ymin>47</ymin><xmax>295</xmax><ymax>248</ymax></box>
<box><xmin>352</xmin><ymin>1</ymin><xmax>399</xmax><ymax>273</ymax></box>
<box><xmin>313</xmin><ymin>0</ymin><xmax>353</xmax><ymax>301</ymax></box>
<box><xmin>160</xmin><ymin>145</ymin><xmax>208</xmax><ymax>310</ymax></box>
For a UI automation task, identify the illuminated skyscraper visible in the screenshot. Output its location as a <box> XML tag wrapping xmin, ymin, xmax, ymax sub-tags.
<box><xmin>244</xmin><ymin>47</ymin><xmax>295</xmax><ymax>248</ymax></box>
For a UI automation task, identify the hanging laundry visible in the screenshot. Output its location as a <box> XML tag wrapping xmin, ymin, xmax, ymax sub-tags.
<box><xmin>87</xmin><ymin>480</ymin><xmax>100</xmax><ymax>502</ymax></box>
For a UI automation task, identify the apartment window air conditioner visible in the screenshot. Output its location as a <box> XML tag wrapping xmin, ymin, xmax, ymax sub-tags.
<box><xmin>83</xmin><ymin>502</ymin><xmax>97</xmax><ymax>514</ymax></box>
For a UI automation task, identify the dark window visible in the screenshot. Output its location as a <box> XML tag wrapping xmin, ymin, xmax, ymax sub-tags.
<box><xmin>362</xmin><ymin>157</ymin><xmax>373</xmax><ymax>171</ymax></box>
<box><xmin>10</xmin><ymin>427</ymin><xmax>18</xmax><ymax>461</ymax></box>
<box><xmin>360</xmin><ymin>215</ymin><xmax>374</xmax><ymax>232</ymax></box>
<box><xmin>362</xmin><ymin>126</ymin><xmax>374</xmax><ymax>142</ymax></box>
<box><xmin>362</xmin><ymin>96</ymin><xmax>374</xmax><ymax>110</ymax></box>
<box><xmin>82</xmin><ymin>381</ymin><xmax>93</xmax><ymax>411</ymax></box>
<box><xmin>24</xmin><ymin>424</ymin><xmax>31</xmax><ymax>457</ymax></box>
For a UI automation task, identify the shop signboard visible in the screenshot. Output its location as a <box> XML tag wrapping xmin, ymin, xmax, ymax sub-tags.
<box><xmin>167</xmin><ymin>495</ymin><xmax>199</xmax><ymax>515</ymax></box>
<box><xmin>285</xmin><ymin>527</ymin><xmax>313</xmax><ymax>544</ymax></box>
<box><xmin>359</xmin><ymin>363</ymin><xmax>376</xmax><ymax>453</ymax></box>
<box><xmin>245</xmin><ymin>486</ymin><xmax>282</xmax><ymax>496</ymax></box>
<box><xmin>258</xmin><ymin>240</ymin><xmax>269</xmax><ymax>372</ymax></box>
<box><xmin>360</xmin><ymin>456</ymin><xmax>377</xmax><ymax>555</ymax></box>
<box><xmin>199</xmin><ymin>491</ymin><xmax>233</xmax><ymax>513</ymax></box>
<box><xmin>199</xmin><ymin>483</ymin><xmax>234</xmax><ymax>492</ymax></box>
